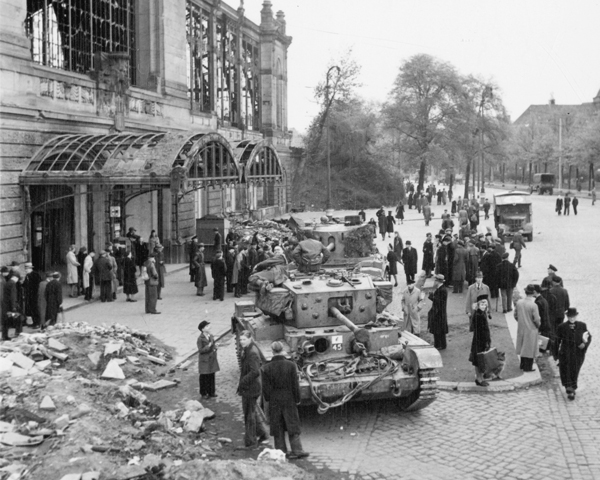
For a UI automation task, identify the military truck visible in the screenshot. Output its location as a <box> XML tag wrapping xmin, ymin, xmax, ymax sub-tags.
<box><xmin>493</xmin><ymin>191</ymin><xmax>533</xmax><ymax>241</ymax></box>
<box><xmin>232</xmin><ymin>271</ymin><xmax>443</xmax><ymax>413</ymax></box>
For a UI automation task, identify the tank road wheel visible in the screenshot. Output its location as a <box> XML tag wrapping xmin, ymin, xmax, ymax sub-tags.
<box><xmin>398</xmin><ymin>368</ymin><xmax>439</xmax><ymax>412</ymax></box>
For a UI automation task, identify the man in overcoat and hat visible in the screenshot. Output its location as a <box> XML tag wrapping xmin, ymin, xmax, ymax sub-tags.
<box><xmin>427</xmin><ymin>274</ymin><xmax>448</xmax><ymax>350</ymax></box>
<box><xmin>401</xmin><ymin>241</ymin><xmax>418</xmax><ymax>284</ymax></box>
<box><xmin>556</xmin><ymin>308</ymin><xmax>592</xmax><ymax>400</ymax></box>
<box><xmin>401</xmin><ymin>279</ymin><xmax>424</xmax><ymax>335</ymax></box>
<box><xmin>44</xmin><ymin>272</ymin><xmax>63</xmax><ymax>327</ymax></box>
<box><xmin>514</xmin><ymin>284</ymin><xmax>541</xmax><ymax>372</ymax></box>
<box><xmin>497</xmin><ymin>252</ymin><xmax>519</xmax><ymax>314</ymax></box>
<box><xmin>261</xmin><ymin>341</ymin><xmax>309</xmax><ymax>459</ymax></box>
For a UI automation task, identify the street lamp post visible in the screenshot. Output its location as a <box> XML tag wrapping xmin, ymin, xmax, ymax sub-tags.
<box><xmin>325</xmin><ymin>65</ymin><xmax>340</xmax><ymax>212</ymax></box>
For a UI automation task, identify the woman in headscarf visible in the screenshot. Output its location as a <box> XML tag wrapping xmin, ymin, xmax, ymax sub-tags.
<box><xmin>470</xmin><ymin>294</ymin><xmax>492</xmax><ymax>387</ymax></box>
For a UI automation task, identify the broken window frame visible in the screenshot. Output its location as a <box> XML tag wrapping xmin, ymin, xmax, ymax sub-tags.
<box><xmin>241</xmin><ymin>36</ymin><xmax>260</xmax><ymax>131</ymax></box>
<box><xmin>186</xmin><ymin>1</ymin><xmax>211</xmax><ymax>113</ymax></box>
<box><xmin>25</xmin><ymin>0</ymin><xmax>137</xmax><ymax>85</ymax></box>
<box><xmin>216</xmin><ymin>15</ymin><xmax>239</xmax><ymax>127</ymax></box>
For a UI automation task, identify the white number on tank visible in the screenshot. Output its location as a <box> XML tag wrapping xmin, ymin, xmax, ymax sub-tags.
<box><xmin>332</xmin><ymin>335</ymin><xmax>343</xmax><ymax>351</ymax></box>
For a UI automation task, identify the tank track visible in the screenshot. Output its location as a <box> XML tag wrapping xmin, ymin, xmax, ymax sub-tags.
<box><xmin>401</xmin><ymin>368</ymin><xmax>439</xmax><ymax>412</ymax></box>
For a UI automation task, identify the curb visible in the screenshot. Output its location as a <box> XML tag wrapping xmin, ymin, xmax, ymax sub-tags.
<box><xmin>438</xmin><ymin>368</ymin><xmax>542</xmax><ymax>393</ymax></box>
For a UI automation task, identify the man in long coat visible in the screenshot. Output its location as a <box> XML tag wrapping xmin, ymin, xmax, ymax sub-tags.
<box><xmin>452</xmin><ymin>240</ymin><xmax>467</xmax><ymax>293</ymax></box>
<box><xmin>427</xmin><ymin>274</ymin><xmax>448</xmax><ymax>350</ymax></box>
<box><xmin>541</xmin><ymin>264</ymin><xmax>562</xmax><ymax>289</ymax></box>
<box><xmin>422</xmin><ymin>233</ymin><xmax>434</xmax><ymax>278</ymax></box>
<box><xmin>37</xmin><ymin>272</ymin><xmax>49</xmax><ymax>330</ymax></box>
<box><xmin>401</xmin><ymin>241</ymin><xmax>418</xmax><ymax>284</ymax></box>
<box><xmin>480</xmin><ymin>247</ymin><xmax>501</xmax><ymax>302</ymax></box>
<box><xmin>496</xmin><ymin>252</ymin><xmax>519</xmax><ymax>313</ymax></box>
<box><xmin>44</xmin><ymin>272</ymin><xmax>63</xmax><ymax>327</ymax></box>
<box><xmin>66</xmin><ymin>245</ymin><xmax>80</xmax><ymax>298</ymax></box>
<box><xmin>393</xmin><ymin>232</ymin><xmax>404</xmax><ymax>259</ymax></box>
<box><xmin>540</xmin><ymin>284</ymin><xmax>558</xmax><ymax>357</ymax></box>
<box><xmin>262</xmin><ymin>341</ymin><xmax>309</xmax><ymax>459</ymax></box>
<box><xmin>386</xmin><ymin>211</ymin><xmax>396</xmax><ymax>238</ymax></box>
<box><xmin>401</xmin><ymin>279</ymin><xmax>424</xmax><ymax>335</ymax></box>
<box><xmin>550</xmin><ymin>276</ymin><xmax>570</xmax><ymax>330</ymax></box>
<box><xmin>95</xmin><ymin>251</ymin><xmax>113</xmax><ymax>303</ymax></box>
<box><xmin>197</xmin><ymin>320</ymin><xmax>219</xmax><ymax>398</ymax></box>
<box><xmin>237</xmin><ymin>331</ymin><xmax>269</xmax><ymax>448</ymax></box>
<box><xmin>514</xmin><ymin>284</ymin><xmax>541</xmax><ymax>371</ymax></box>
<box><xmin>211</xmin><ymin>250</ymin><xmax>227</xmax><ymax>301</ymax></box>
<box><xmin>556</xmin><ymin>308</ymin><xmax>592</xmax><ymax>400</ymax></box>
<box><xmin>465</xmin><ymin>238</ymin><xmax>480</xmax><ymax>285</ymax></box>
<box><xmin>533</xmin><ymin>285</ymin><xmax>551</xmax><ymax>353</ymax></box>
<box><xmin>377</xmin><ymin>208</ymin><xmax>387</xmax><ymax>241</ymax></box>
<box><xmin>422</xmin><ymin>204</ymin><xmax>432</xmax><ymax>226</ymax></box>
<box><xmin>23</xmin><ymin>262</ymin><xmax>41</xmax><ymax>328</ymax></box>
<box><xmin>225</xmin><ymin>245</ymin><xmax>236</xmax><ymax>293</ymax></box>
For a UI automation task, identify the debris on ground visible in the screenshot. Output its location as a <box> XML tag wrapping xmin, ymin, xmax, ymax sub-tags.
<box><xmin>230</xmin><ymin>219</ymin><xmax>294</xmax><ymax>245</ymax></box>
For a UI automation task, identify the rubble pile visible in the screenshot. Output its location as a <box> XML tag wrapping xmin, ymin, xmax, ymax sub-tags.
<box><xmin>230</xmin><ymin>219</ymin><xmax>293</xmax><ymax>245</ymax></box>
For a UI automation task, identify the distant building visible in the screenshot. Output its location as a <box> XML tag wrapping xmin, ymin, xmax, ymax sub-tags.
<box><xmin>513</xmin><ymin>90</ymin><xmax>600</xmax><ymax>128</ymax></box>
<box><xmin>0</xmin><ymin>0</ymin><xmax>293</xmax><ymax>268</ymax></box>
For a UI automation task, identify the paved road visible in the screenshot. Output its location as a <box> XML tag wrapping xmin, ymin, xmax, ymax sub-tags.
<box><xmin>62</xmin><ymin>189</ymin><xmax>600</xmax><ymax>480</ymax></box>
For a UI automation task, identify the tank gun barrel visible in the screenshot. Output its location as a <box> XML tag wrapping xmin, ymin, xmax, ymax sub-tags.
<box><xmin>329</xmin><ymin>306</ymin><xmax>358</xmax><ymax>332</ymax></box>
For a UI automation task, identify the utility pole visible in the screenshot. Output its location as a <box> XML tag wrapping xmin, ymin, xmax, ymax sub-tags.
<box><xmin>325</xmin><ymin>65</ymin><xmax>340</xmax><ymax>212</ymax></box>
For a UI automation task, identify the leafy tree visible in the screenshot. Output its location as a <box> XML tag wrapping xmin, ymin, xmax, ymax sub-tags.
<box><xmin>382</xmin><ymin>54</ymin><xmax>465</xmax><ymax>191</ymax></box>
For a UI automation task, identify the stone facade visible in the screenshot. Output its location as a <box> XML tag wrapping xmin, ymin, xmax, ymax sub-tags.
<box><xmin>0</xmin><ymin>0</ymin><xmax>293</xmax><ymax>267</ymax></box>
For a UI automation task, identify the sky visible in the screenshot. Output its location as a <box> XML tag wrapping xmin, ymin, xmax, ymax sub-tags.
<box><xmin>239</xmin><ymin>0</ymin><xmax>600</xmax><ymax>133</ymax></box>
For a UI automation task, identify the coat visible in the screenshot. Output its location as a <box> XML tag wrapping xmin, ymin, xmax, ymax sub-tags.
<box><xmin>261</xmin><ymin>355</ymin><xmax>301</xmax><ymax>436</ymax></box>
<box><xmin>395</xmin><ymin>204</ymin><xmax>405</xmax><ymax>220</ymax></box>
<box><xmin>496</xmin><ymin>259</ymin><xmax>519</xmax><ymax>290</ymax></box>
<box><xmin>211</xmin><ymin>257</ymin><xmax>227</xmax><ymax>280</ymax></box>
<box><xmin>44</xmin><ymin>279</ymin><xmax>63</xmax><ymax>321</ymax></box>
<box><xmin>197</xmin><ymin>332</ymin><xmax>220</xmax><ymax>374</ymax></box>
<box><xmin>123</xmin><ymin>257</ymin><xmax>138</xmax><ymax>295</ymax></box>
<box><xmin>470</xmin><ymin>309</ymin><xmax>491</xmax><ymax>368</ymax></box>
<box><xmin>83</xmin><ymin>255</ymin><xmax>94</xmax><ymax>289</ymax></box>
<box><xmin>515</xmin><ymin>296</ymin><xmax>541</xmax><ymax>359</ymax></box>
<box><xmin>96</xmin><ymin>256</ymin><xmax>113</xmax><ymax>282</ymax></box>
<box><xmin>422</xmin><ymin>240</ymin><xmax>434</xmax><ymax>272</ymax></box>
<box><xmin>386</xmin><ymin>251</ymin><xmax>399</xmax><ymax>276</ymax></box>
<box><xmin>480</xmin><ymin>250</ymin><xmax>501</xmax><ymax>294</ymax></box>
<box><xmin>109</xmin><ymin>254</ymin><xmax>119</xmax><ymax>292</ymax></box>
<box><xmin>401</xmin><ymin>247</ymin><xmax>418</xmax><ymax>275</ymax></box>
<box><xmin>378</xmin><ymin>214</ymin><xmax>387</xmax><ymax>235</ymax></box>
<box><xmin>37</xmin><ymin>280</ymin><xmax>47</xmax><ymax>324</ymax></box>
<box><xmin>393</xmin><ymin>235</ymin><xmax>404</xmax><ymax>258</ymax></box>
<box><xmin>232</xmin><ymin>251</ymin><xmax>244</xmax><ymax>284</ymax></box>
<box><xmin>549</xmin><ymin>286</ymin><xmax>570</xmax><ymax>320</ymax></box>
<box><xmin>23</xmin><ymin>271</ymin><xmax>41</xmax><ymax>318</ymax></box>
<box><xmin>386</xmin><ymin>215</ymin><xmax>396</xmax><ymax>233</ymax></box>
<box><xmin>66</xmin><ymin>251</ymin><xmax>80</xmax><ymax>284</ymax></box>
<box><xmin>193</xmin><ymin>251</ymin><xmax>208</xmax><ymax>288</ymax></box>
<box><xmin>144</xmin><ymin>259</ymin><xmax>159</xmax><ymax>286</ymax></box>
<box><xmin>427</xmin><ymin>285</ymin><xmax>448</xmax><ymax>335</ymax></box>
<box><xmin>238</xmin><ymin>343</ymin><xmax>264</xmax><ymax>398</ymax></box>
<box><xmin>556</xmin><ymin>320</ymin><xmax>591</xmax><ymax>389</ymax></box>
<box><xmin>422</xmin><ymin>205</ymin><xmax>432</xmax><ymax>222</ymax></box>
<box><xmin>452</xmin><ymin>246</ymin><xmax>467</xmax><ymax>282</ymax></box>
<box><xmin>401</xmin><ymin>286</ymin><xmax>423</xmax><ymax>334</ymax></box>
<box><xmin>535</xmin><ymin>295</ymin><xmax>551</xmax><ymax>338</ymax></box>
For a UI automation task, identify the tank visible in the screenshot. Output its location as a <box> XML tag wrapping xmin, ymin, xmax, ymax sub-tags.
<box><xmin>232</xmin><ymin>271</ymin><xmax>443</xmax><ymax>413</ymax></box>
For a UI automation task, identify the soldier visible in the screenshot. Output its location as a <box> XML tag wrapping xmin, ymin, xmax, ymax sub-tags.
<box><xmin>292</xmin><ymin>237</ymin><xmax>330</xmax><ymax>273</ymax></box>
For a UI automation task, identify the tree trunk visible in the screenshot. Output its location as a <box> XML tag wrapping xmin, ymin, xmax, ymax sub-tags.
<box><xmin>418</xmin><ymin>160</ymin><xmax>426</xmax><ymax>192</ymax></box>
<box><xmin>464</xmin><ymin>158</ymin><xmax>471</xmax><ymax>199</ymax></box>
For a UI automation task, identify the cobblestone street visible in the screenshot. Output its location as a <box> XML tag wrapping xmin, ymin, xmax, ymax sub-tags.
<box><xmin>64</xmin><ymin>189</ymin><xmax>600</xmax><ymax>480</ymax></box>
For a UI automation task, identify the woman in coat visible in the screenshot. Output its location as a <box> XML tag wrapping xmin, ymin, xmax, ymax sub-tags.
<box><xmin>123</xmin><ymin>249</ymin><xmax>138</xmax><ymax>302</ymax></box>
<box><xmin>514</xmin><ymin>285</ymin><xmax>541</xmax><ymax>371</ymax></box>
<box><xmin>385</xmin><ymin>211</ymin><xmax>396</xmax><ymax>238</ymax></box>
<box><xmin>197</xmin><ymin>320</ymin><xmax>219</xmax><ymax>398</ymax></box>
<box><xmin>393</xmin><ymin>232</ymin><xmax>404</xmax><ymax>259</ymax></box>
<box><xmin>66</xmin><ymin>245</ymin><xmax>80</xmax><ymax>297</ymax></box>
<box><xmin>395</xmin><ymin>201</ymin><xmax>405</xmax><ymax>224</ymax></box>
<box><xmin>377</xmin><ymin>210</ymin><xmax>387</xmax><ymax>241</ymax></box>
<box><xmin>193</xmin><ymin>244</ymin><xmax>208</xmax><ymax>296</ymax></box>
<box><xmin>386</xmin><ymin>244</ymin><xmax>399</xmax><ymax>287</ymax></box>
<box><xmin>470</xmin><ymin>294</ymin><xmax>492</xmax><ymax>386</ymax></box>
<box><xmin>556</xmin><ymin>308</ymin><xmax>592</xmax><ymax>400</ymax></box>
<box><xmin>148</xmin><ymin>230</ymin><xmax>161</xmax><ymax>253</ymax></box>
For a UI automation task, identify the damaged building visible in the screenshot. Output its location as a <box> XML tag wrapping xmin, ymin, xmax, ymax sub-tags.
<box><xmin>0</xmin><ymin>0</ymin><xmax>293</xmax><ymax>268</ymax></box>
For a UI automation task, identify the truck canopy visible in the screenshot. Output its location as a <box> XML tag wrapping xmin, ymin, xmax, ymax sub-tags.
<box><xmin>493</xmin><ymin>192</ymin><xmax>532</xmax><ymax>206</ymax></box>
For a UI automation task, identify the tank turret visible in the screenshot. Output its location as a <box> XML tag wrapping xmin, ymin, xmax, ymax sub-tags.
<box><xmin>232</xmin><ymin>270</ymin><xmax>443</xmax><ymax>413</ymax></box>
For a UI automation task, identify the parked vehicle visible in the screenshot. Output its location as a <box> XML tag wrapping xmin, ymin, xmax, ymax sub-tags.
<box><xmin>493</xmin><ymin>191</ymin><xmax>533</xmax><ymax>241</ymax></box>
<box><xmin>531</xmin><ymin>173</ymin><xmax>555</xmax><ymax>195</ymax></box>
